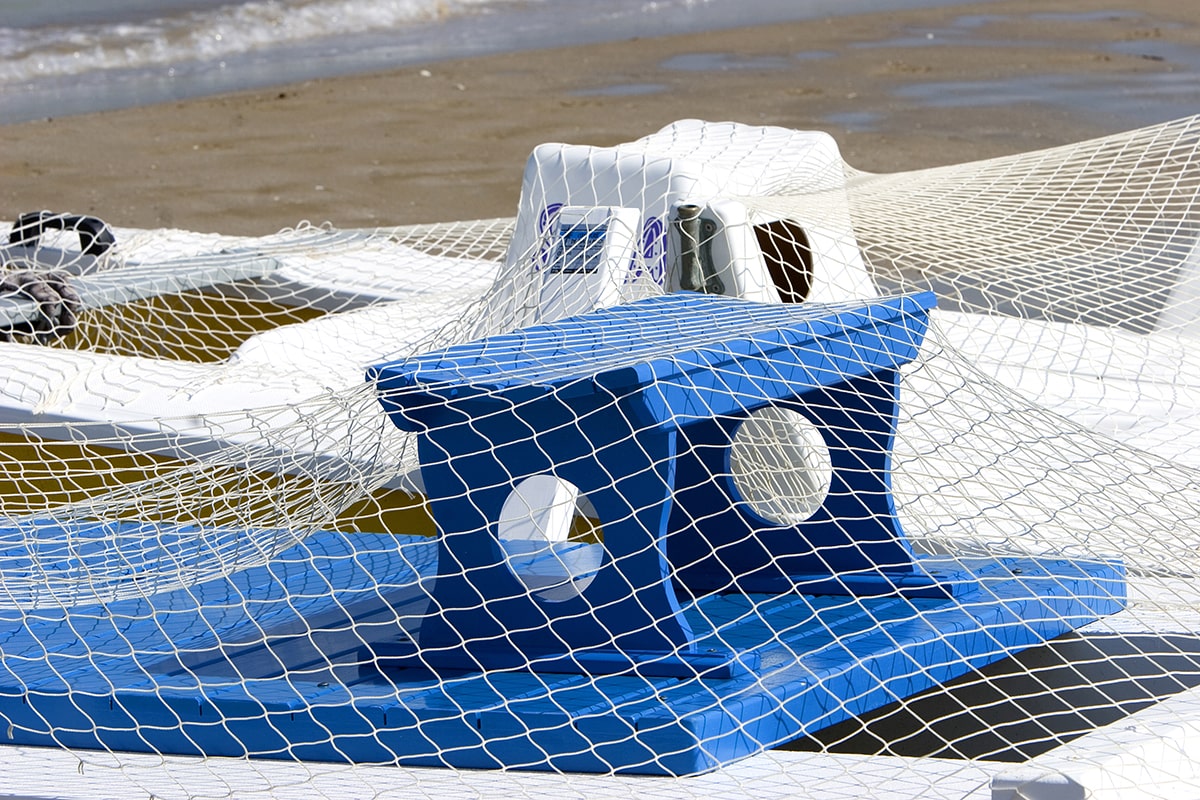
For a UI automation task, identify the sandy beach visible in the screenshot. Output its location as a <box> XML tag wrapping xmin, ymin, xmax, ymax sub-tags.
<box><xmin>1</xmin><ymin>0</ymin><xmax>1199</xmax><ymax>236</ymax></box>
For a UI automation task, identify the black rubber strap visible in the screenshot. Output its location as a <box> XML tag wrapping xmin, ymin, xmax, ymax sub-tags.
<box><xmin>9</xmin><ymin>211</ymin><xmax>116</xmax><ymax>257</ymax></box>
<box><xmin>0</xmin><ymin>269</ymin><xmax>81</xmax><ymax>344</ymax></box>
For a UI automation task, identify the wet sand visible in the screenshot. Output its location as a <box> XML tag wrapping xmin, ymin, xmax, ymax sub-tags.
<box><xmin>1</xmin><ymin>0</ymin><xmax>1198</xmax><ymax>236</ymax></box>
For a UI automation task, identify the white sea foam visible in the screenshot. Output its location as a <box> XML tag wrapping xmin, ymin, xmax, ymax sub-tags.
<box><xmin>0</xmin><ymin>0</ymin><xmax>503</xmax><ymax>84</ymax></box>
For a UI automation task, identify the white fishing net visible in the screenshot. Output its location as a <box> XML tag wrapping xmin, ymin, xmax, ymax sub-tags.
<box><xmin>1</xmin><ymin>116</ymin><xmax>1199</xmax><ymax>800</ymax></box>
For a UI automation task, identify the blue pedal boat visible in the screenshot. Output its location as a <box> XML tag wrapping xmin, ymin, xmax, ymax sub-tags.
<box><xmin>0</xmin><ymin>292</ymin><xmax>1124</xmax><ymax>775</ymax></box>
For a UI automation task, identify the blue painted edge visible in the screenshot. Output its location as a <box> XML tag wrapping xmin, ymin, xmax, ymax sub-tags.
<box><xmin>374</xmin><ymin>641</ymin><xmax>763</xmax><ymax>680</ymax></box>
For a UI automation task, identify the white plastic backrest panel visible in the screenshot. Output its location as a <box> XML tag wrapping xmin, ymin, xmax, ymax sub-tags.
<box><xmin>507</xmin><ymin>143</ymin><xmax>698</xmax><ymax>287</ymax></box>
<box><xmin>507</xmin><ymin>119</ymin><xmax>876</xmax><ymax>304</ymax></box>
<box><xmin>537</xmin><ymin>206</ymin><xmax>641</xmax><ymax>323</ymax></box>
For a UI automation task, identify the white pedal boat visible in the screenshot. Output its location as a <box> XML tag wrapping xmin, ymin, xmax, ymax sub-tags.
<box><xmin>2</xmin><ymin>116</ymin><xmax>1200</xmax><ymax>800</ymax></box>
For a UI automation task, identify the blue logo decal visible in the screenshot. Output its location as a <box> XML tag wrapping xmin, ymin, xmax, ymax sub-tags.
<box><xmin>639</xmin><ymin>216</ymin><xmax>667</xmax><ymax>285</ymax></box>
<box><xmin>534</xmin><ymin>203</ymin><xmax>564</xmax><ymax>271</ymax></box>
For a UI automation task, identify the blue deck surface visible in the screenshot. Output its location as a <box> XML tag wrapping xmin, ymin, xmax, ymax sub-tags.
<box><xmin>0</xmin><ymin>523</ymin><xmax>1125</xmax><ymax>774</ymax></box>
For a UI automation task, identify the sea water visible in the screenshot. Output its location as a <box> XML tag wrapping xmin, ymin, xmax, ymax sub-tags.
<box><xmin>0</xmin><ymin>0</ymin><xmax>975</xmax><ymax>124</ymax></box>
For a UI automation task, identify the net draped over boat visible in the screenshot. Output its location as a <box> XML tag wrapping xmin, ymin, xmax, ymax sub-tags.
<box><xmin>1</xmin><ymin>116</ymin><xmax>1199</xmax><ymax>800</ymax></box>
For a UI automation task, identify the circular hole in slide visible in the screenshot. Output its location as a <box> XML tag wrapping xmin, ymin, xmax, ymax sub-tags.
<box><xmin>497</xmin><ymin>475</ymin><xmax>605</xmax><ymax>602</ymax></box>
<box><xmin>730</xmin><ymin>406</ymin><xmax>832</xmax><ymax>525</ymax></box>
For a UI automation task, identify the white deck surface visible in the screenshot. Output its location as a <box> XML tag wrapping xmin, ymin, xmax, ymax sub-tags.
<box><xmin>992</xmin><ymin>683</ymin><xmax>1200</xmax><ymax>799</ymax></box>
<box><xmin>0</xmin><ymin>745</ymin><xmax>998</xmax><ymax>800</ymax></box>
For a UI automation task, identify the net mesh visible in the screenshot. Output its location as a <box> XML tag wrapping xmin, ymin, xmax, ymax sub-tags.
<box><xmin>1</xmin><ymin>116</ymin><xmax>1200</xmax><ymax>799</ymax></box>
